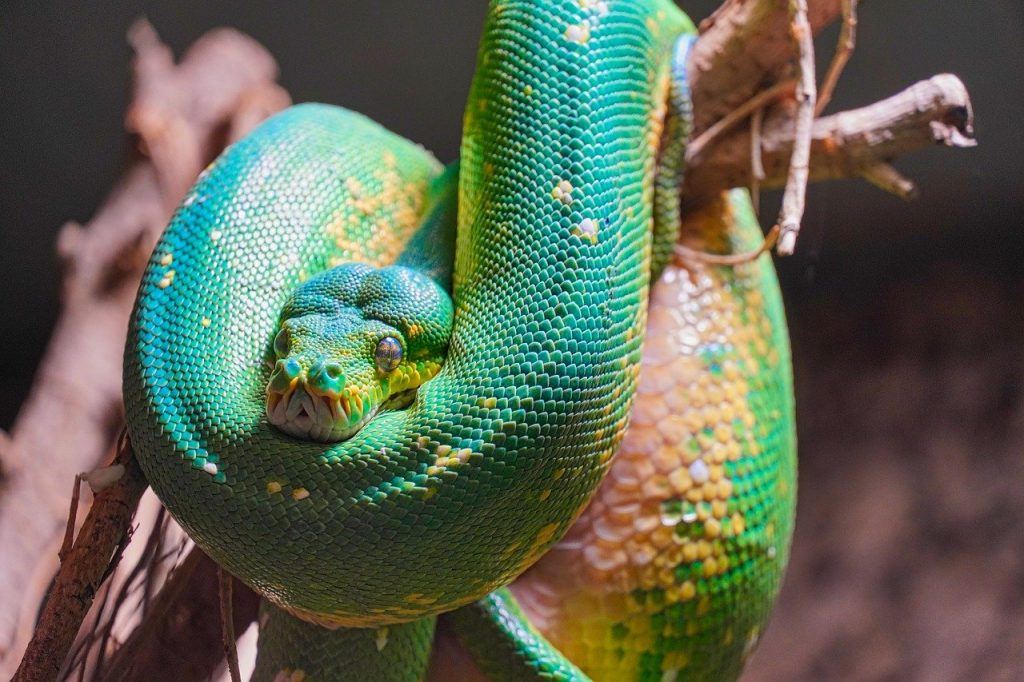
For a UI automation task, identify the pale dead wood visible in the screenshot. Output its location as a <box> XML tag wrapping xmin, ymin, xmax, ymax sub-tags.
<box><xmin>684</xmin><ymin>74</ymin><xmax>976</xmax><ymax>200</ymax></box>
<box><xmin>0</xmin><ymin>22</ymin><xmax>289</xmax><ymax>677</ymax></box>
<box><xmin>863</xmin><ymin>163</ymin><xmax>920</xmax><ymax>201</ymax></box>
<box><xmin>686</xmin><ymin>80</ymin><xmax>796</xmax><ymax>166</ymax></box>
<box><xmin>688</xmin><ymin>0</ymin><xmax>842</xmax><ymax>136</ymax></box>
<box><xmin>750</xmin><ymin>105</ymin><xmax>766</xmax><ymax>214</ymax></box>
<box><xmin>776</xmin><ymin>0</ymin><xmax>818</xmax><ymax>255</ymax></box>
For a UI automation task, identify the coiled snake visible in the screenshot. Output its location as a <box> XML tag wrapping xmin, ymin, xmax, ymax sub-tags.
<box><xmin>124</xmin><ymin>1</ymin><xmax>795</xmax><ymax>679</ymax></box>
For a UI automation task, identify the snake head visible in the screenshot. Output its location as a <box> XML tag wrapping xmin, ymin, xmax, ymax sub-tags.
<box><xmin>266</xmin><ymin>263</ymin><xmax>452</xmax><ymax>442</ymax></box>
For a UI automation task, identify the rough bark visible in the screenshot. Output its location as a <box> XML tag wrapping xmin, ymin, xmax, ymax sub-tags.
<box><xmin>688</xmin><ymin>0</ymin><xmax>843</xmax><ymax>135</ymax></box>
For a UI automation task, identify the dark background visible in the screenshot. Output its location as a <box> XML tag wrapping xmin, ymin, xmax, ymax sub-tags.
<box><xmin>2</xmin><ymin>2</ymin><xmax>1022</xmax><ymax>680</ymax></box>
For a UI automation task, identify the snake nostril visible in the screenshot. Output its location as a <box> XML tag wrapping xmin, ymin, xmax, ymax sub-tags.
<box><xmin>269</xmin><ymin>358</ymin><xmax>303</xmax><ymax>392</ymax></box>
<box><xmin>309</xmin><ymin>360</ymin><xmax>344</xmax><ymax>392</ymax></box>
<box><xmin>324</xmin><ymin>362</ymin><xmax>343</xmax><ymax>381</ymax></box>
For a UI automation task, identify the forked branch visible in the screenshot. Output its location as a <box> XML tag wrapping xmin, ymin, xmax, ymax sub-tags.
<box><xmin>685</xmin><ymin>74</ymin><xmax>976</xmax><ymax>200</ymax></box>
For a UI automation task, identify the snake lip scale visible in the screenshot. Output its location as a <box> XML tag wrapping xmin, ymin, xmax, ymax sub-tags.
<box><xmin>265</xmin><ymin>380</ymin><xmax>369</xmax><ymax>443</ymax></box>
<box><xmin>266</xmin><ymin>375</ymin><xmax>421</xmax><ymax>443</ymax></box>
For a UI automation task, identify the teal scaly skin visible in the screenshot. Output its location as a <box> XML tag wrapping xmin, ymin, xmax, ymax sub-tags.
<box><xmin>124</xmin><ymin>0</ymin><xmax>794</xmax><ymax>679</ymax></box>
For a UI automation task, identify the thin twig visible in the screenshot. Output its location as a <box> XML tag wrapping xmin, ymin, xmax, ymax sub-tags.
<box><xmin>685</xmin><ymin>80</ymin><xmax>795</xmax><ymax>166</ymax></box>
<box><xmin>675</xmin><ymin>225</ymin><xmax>780</xmax><ymax>267</ymax></box>
<box><xmin>750</xmin><ymin>105</ymin><xmax>765</xmax><ymax>216</ymax></box>
<box><xmin>776</xmin><ymin>0</ymin><xmax>818</xmax><ymax>255</ymax></box>
<box><xmin>59</xmin><ymin>474</ymin><xmax>85</xmax><ymax>564</ymax></box>
<box><xmin>816</xmin><ymin>0</ymin><xmax>858</xmax><ymax>115</ymax></box>
<box><xmin>219</xmin><ymin>566</ymin><xmax>242</xmax><ymax>682</ymax></box>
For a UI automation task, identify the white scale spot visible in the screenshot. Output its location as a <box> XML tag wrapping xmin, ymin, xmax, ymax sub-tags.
<box><xmin>689</xmin><ymin>459</ymin><xmax>710</xmax><ymax>484</ymax></box>
<box><xmin>579</xmin><ymin>0</ymin><xmax>609</xmax><ymax>13</ymax></box>
<box><xmin>202</xmin><ymin>462</ymin><xmax>218</xmax><ymax>476</ymax></box>
<box><xmin>578</xmin><ymin>218</ymin><xmax>597</xmax><ymax>236</ymax></box>
<box><xmin>564</xmin><ymin>23</ymin><xmax>590</xmax><ymax>45</ymax></box>
<box><xmin>551</xmin><ymin>179</ymin><xmax>575</xmax><ymax>205</ymax></box>
<box><xmin>375</xmin><ymin>626</ymin><xmax>389</xmax><ymax>652</ymax></box>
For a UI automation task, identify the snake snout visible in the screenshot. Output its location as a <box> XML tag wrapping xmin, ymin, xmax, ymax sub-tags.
<box><xmin>265</xmin><ymin>356</ymin><xmax>372</xmax><ymax>443</ymax></box>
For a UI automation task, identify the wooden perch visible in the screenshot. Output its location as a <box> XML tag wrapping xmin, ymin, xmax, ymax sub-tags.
<box><xmin>12</xmin><ymin>438</ymin><xmax>147</xmax><ymax>682</ymax></box>
<box><xmin>688</xmin><ymin>0</ymin><xmax>843</xmax><ymax>135</ymax></box>
<box><xmin>0</xmin><ymin>21</ymin><xmax>288</xmax><ymax>678</ymax></box>
<box><xmin>684</xmin><ymin>74</ymin><xmax>976</xmax><ymax>200</ymax></box>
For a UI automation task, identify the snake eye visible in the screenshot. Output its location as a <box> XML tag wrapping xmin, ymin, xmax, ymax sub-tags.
<box><xmin>375</xmin><ymin>336</ymin><xmax>403</xmax><ymax>373</ymax></box>
<box><xmin>274</xmin><ymin>328</ymin><xmax>291</xmax><ymax>357</ymax></box>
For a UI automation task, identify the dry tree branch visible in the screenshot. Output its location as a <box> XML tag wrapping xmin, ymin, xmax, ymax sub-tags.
<box><xmin>684</xmin><ymin>74</ymin><xmax>976</xmax><ymax>200</ymax></box>
<box><xmin>750</xmin><ymin>105</ymin><xmax>766</xmax><ymax>214</ymax></box>
<box><xmin>98</xmin><ymin>549</ymin><xmax>203</xmax><ymax>682</ymax></box>
<box><xmin>862</xmin><ymin>162</ymin><xmax>919</xmax><ymax>200</ymax></box>
<box><xmin>775</xmin><ymin>0</ymin><xmax>817</xmax><ymax>255</ymax></box>
<box><xmin>689</xmin><ymin>0</ymin><xmax>843</xmax><ymax>136</ymax></box>
<box><xmin>99</xmin><ymin>548</ymin><xmax>258</xmax><ymax>682</ymax></box>
<box><xmin>0</xmin><ymin>22</ymin><xmax>289</xmax><ymax>678</ymax></box>
<box><xmin>12</xmin><ymin>437</ymin><xmax>147</xmax><ymax>682</ymax></box>
<box><xmin>686</xmin><ymin>80</ymin><xmax>796</xmax><ymax>167</ymax></box>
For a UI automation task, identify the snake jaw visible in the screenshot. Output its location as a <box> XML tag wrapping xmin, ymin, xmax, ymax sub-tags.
<box><xmin>266</xmin><ymin>378</ymin><xmax>382</xmax><ymax>443</ymax></box>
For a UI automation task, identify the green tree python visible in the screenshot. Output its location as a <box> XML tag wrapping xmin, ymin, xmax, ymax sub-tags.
<box><xmin>124</xmin><ymin>1</ymin><xmax>795</xmax><ymax>680</ymax></box>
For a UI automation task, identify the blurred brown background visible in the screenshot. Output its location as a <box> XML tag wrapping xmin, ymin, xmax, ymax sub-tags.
<box><xmin>2</xmin><ymin>2</ymin><xmax>1022</xmax><ymax>680</ymax></box>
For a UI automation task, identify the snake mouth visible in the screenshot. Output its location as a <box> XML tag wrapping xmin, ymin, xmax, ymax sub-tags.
<box><xmin>266</xmin><ymin>382</ymin><xmax>380</xmax><ymax>443</ymax></box>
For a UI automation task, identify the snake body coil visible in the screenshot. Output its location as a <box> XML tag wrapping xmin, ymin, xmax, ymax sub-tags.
<box><xmin>125</xmin><ymin>1</ymin><xmax>795</xmax><ymax>679</ymax></box>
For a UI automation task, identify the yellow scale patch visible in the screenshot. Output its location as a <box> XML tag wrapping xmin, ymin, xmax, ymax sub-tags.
<box><xmin>511</xmin><ymin>199</ymin><xmax>785</xmax><ymax>679</ymax></box>
<box><xmin>326</xmin><ymin>152</ymin><xmax>429</xmax><ymax>267</ymax></box>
